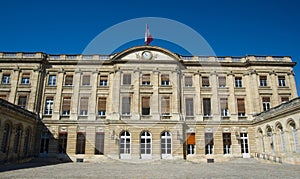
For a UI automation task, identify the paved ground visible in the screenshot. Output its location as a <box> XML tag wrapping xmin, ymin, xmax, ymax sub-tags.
<box><xmin>1</xmin><ymin>158</ymin><xmax>300</xmax><ymax>178</ymax></box>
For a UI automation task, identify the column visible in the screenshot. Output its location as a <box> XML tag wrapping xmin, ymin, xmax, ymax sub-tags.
<box><xmin>88</xmin><ymin>71</ymin><xmax>98</xmax><ymax>121</ymax></box>
<box><xmin>131</xmin><ymin>69</ymin><xmax>140</xmax><ymax>120</ymax></box>
<box><xmin>70</xmin><ymin>70</ymin><xmax>81</xmax><ymax>120</ymax></box>
<box><xmin>52</xmin><ymin>70</ymin><xmax>64</xmax><ymax>120</ymax></box>
<box><xmin>171</xmin><ymin>70</ymin><xmax>180</xmax><ymax>120</ymax></box>
<box><xmin>210</xmin><ymin>72</ymin><xmax>219</xmax><ymax>121</ymax></box>
<box><xmin>288</xmin><ymin>72</ymin><xmax>297</xmax><ymax>98</ymax></box>
<box><xmin>270</xmin><ymin>71</ymin><xmax>279</xmax><ymax>107</ymax></box>
<box><xmin>151</xmin><ymin>70</ymin><xmax>159</xmax><ymax>120</ymax></box>
<box><xmin>66</xmin><ymin>126</ymin><xmax>77</xmax><ymax>155</ymax></box>
<box><xmin>213</xmin><ymin>128</ymin><xmax>223</xmax><ymax>155</ymax></box>
<box><xmin>85</xmin><ymin>126</ymin><xmax>96</xmax><ymax>156</ymax></box>
<box><xmin>194</xmin><ymin>72</ymin><xmax>201</xmax><ymax>121</ymax></box>
<box><xmin>109</xmin><ymin>70</ymin><xmax>120</xmax><ymax>120</ymax></box>
<box><xmin>8</xmin><ymin>69</ymin><xmax>20</xmax><ymax>104</ymax></box>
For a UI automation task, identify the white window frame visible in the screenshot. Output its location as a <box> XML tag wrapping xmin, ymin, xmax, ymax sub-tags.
<box><xmin>48</xmin><ymin>75</ymin><xmax>57</xmax><ymax>86</ymax></box>
<box><xmin>161</xmin><ymin>131</ymin><xmax>172</xmax><ymax>159</ymax></box>
<box><xmin>140</xmin><ymin>131</ymin><xmax>152</xmax><ymax>159</ymax></box>
<box><xmin>44</xmin><ymin>98</ymin><xmax>54</xmax><ymax>115</ymax></box>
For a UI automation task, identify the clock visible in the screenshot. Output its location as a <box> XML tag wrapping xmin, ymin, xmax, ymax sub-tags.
<box><xmin>142</xmin><ymin>51</ymin><xmax>153</xmax><ymax>60</ymax></box>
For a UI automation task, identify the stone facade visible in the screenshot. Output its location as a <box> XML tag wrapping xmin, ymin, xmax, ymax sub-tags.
<box><xmin>0</xmin><ymin>46</ymin><xmax>299</xmax><ymax>163</ymax></box>
<box><xmin>0</xmin><ymin>99</ymin><xmax>40</xmax><ymax>163</ymax></box>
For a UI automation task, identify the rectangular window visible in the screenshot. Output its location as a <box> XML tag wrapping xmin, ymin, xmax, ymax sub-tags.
<box><xmin>260</xmin><ymin>76</ymin><xmax>267</xmax><ymax>87</ymax></box>
<box><xmin>1</xmin><ymin>74</ymin><xmax>10</xmax><ymax>84</ymax></box>
<box><xmin>185</xmin><ymin>76</ymin><xmax>193</xmax><ymax>87</ymax></box>
<box><xmin>80</xmin><ymin>97</ymin><xmax>88</xmax><ymax>115</ymax></box>
<box><xmin>21</xmin><ymin>73</ymin><xmax>30</xmax><ymax>84</ymax></box>
<box><xmin>44</xmin><ymin>97</ymin><xmax>53</xmax><ymax>115</ymax></box>
<box><xmin>98</xmin><ymin>97</ymin><xmax>106</xmax><ymax>116</ymax></box>
<box><xmin>18</xmin><ymin>96</ymin><xmax>27</xmax><ymax>109</ymax></box>
<box><xmin>82</xmin><ymin>75</ymin><xmax>90</xmax><ymax>86</ymax></box>
<box><xmin>185</xmin><ymin>98</ymin><xmax>194</xmax><ymax>116</ymax></box>
<box><xmin>203</xmin><ymin>98</ymin><xmax>211</xmax><ymax>116</ymax></box>
<box><xmin>223</xmin><ymin>133</ymin><xmax>231</xmax><ymax>154</ymax></box>
<box><xmin>237</xmin><ymin>98</ymin><xmax>245</xmax><ymax>116</ymax></box>
<box><xmin>76</xmin><ymin>133</ymin><xmax>86</xmax><ymax>154</ymax></box>
<box><xmin>62</xmin><ymin>97</ymin><xmax>71</xmax><ymax>116</ymax></box>
<box><xmin>187</xmin><ymin>133</ymin><xmax>195</xmax><ymax>155</ymax></box>
<box><xmin>218</xmin><ymin>76</ymin><xmax>226</xmax><ymax>87</ymax></box>
<box><xmin>278</xmin><ymin>76</ymin><xmax>286</xmax><ymax>87</ymax></box>
<box><xmin>48</xmin><ymin>75</ymin><xmax>56</xmax><ymax>86</ymax></box>
<box><xmin>0</xmin><ymin>94</ymin><xmax>7</xmax><ymax>100</ymax></box>
<box><xmin>235</xmin><ymin>77</ymin><xmax>242</xmax><ymax>87</ymax></box>
<box><xmin>205</xmin><ymin>133</ymin><xmax>214</xmax><ymax>155</ymax></box>
<box><xmin>161</xmin><ymin>96</ymin><xmax>170</xmax><ymax>115</ymax></box>
<box><xmin>142</xmin><ymin>74</ymin><xmax>151</xmax><ymax>85</ymax></box>
<box><xmin>202</xmin><ymin>76</ymin><xmax>210</xmax><ymax>87</ymax></box>
<box><xmin>99</xmin><ymin>75</ymin><xmax>108</xmax><ymax>86</ymax></box>
<box><xmin>262</xmin><ymin>97</ymin><xmax>271</xmax><ymax>111</ymax></box>
<box><xmin>161</xmin><ymin>74</ymin><xmax>170</xmax><ymax>86</ymax></box>
<box><xmin>142</xmin><ymin>96</ymin><xmax>150</xmax><ymax>115</ymax></box>
<box><xmin>64</xmin><ymin>75</ymin><xmax>73</xmax><ymax>86</ymax></box>
<box><xmin>220</xmin><ymin>98</ymin><xmax>229</xmax><ymax>116</ymax></box>
<box><xmin>122</xmin><ymin>96</ymin><xmax>131</xmax><ymax>115</ymax></box>
<box><xmin>281</xmin><ymin>97</ymin><xmax>289</xmax><ymax>103</ymax></box>
<box><xmin>58</xmin><ymin>133</ymin><xmax>68</xmax><ymax>154</ymax></box>
<box><xmin>123</xmin><ymin>74</ymin><xmax>131</xmax><ymax>85</ymax></box>
<box><xmin>95</xmin><ymin>132</ymin><xmax>104</xmax><ymax>155</ymax></box>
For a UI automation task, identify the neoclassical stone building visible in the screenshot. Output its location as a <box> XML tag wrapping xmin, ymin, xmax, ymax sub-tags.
<box><xmin>0</xmin><ymin>46</ymin><xmax>299</xmax><ymax>163</ymax></box>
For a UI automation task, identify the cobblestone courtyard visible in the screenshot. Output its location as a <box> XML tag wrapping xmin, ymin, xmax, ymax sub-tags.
<box><xmin>1</xmin><ymin>158</ymin><xmax>300</xmax><ymax>178</ymax></box>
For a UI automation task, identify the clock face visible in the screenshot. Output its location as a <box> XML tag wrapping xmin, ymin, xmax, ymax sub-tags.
<box><xmin>142</xmin><ymin>51</ymin><xmax>153</xmax><ymax>60</ymax></box>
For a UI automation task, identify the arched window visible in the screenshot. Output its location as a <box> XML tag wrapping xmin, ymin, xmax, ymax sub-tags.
<box><xmin>161</xmin><ymin>131</ymin><xmax>172</xmax><ymax>159</ymax></box>
<box><xmin>23</xmin><ymin>128</ymin><xmax>31</xmax><ymax>156</ymax></box>
<box><xmin>140</xmin><ymin>131</ymin><xmax>151</xmax><ymax>159</ymax></box>
<box><xmin>276</xmin><ymin>123</ymin><xmax>285</xmax><ymax>153</ymax></box>
<box><xmin>1</xmin><ymin>124</ymin><xmax>10</xmax><ymax>153</ymax></box>
<box><xmin>266</xmin><ymin>126</ymin><xmax>274</xmax><ymax>153</ymax></box>
<box><xmin>258</xmin><ymin>128</ymin><xmax>264</xmax><ymax>153</ymax></box>
<box><xmin>13</xmin><ymin>126</ymin><xmax>22</xmax><ymax>153</ymax></box>
<box><xmin>120</xmin><ymin>131</ymin><xmax>131</xmax><ymax>159</ymax></box>
<box><xmin>288</xmin><ymin>121</ymin><xmax>299</xmax><ymax>153</ymax></box>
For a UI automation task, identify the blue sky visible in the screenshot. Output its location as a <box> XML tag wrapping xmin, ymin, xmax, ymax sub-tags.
<box><xmin>0</xmin><ymin>0</ymin><xmax>299</xmax><ymax>94</ymax></box>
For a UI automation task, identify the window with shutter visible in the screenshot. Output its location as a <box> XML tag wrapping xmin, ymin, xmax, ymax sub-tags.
<box><xmin>82</xmin><ymin>75</ymin><xmax>90</xmax><ymax>86</ymax></box>
<box><xmin>223</xmin><ymin>133</ymin><xmax>231</xmax><ymax>154</ymax></box>
<box><xmin>76</xmin><ymin>132</ymin><xmax>86</xmax><ymax>154</ymax></box>
<box><xmin>237</xmin><ymin>98</ymin><xmax>245</xmax><ymax>116</ymax></box>
<box><xmin>122</xmin><ymin>96</ymin><xmax>131</xmax><ymax>115</ymax></box>
<box><xmin>185</xmin><ymin>76</ymin><xmax>193</xmax><ymax>87</ymax></box>
<box><xmin>64</xmin><ymin>75</ymin><xmax>73</xmax><ymax>86</ymax></box>
<box><xmin>18</xmin><ymin>96</ymin><xmax>27</xmax><ymax>109</ymax></box>
<box><xmin>142</xmin><ymin>74</ymin><xmax>151</xmax><ymax>85</ymax></box>
<box><xmin>95</xmin><ymin>132</ymin><xmax>105</xmax><ymax>155</ymax></box>
<box><xmin>80</xmin><ymin>97</ymin><xmax>88</xmax><ymax>115</ymax></box>
<box><xmin>262</xmin><ymin>97</ymin><xmax>271</xmax><ymax>111</ymax></box>
<box><xmin>185</xmin><ymin>98</ymin><xmax>194</xmax><ymax>116</ymax></box>
<box><xmin>100</xmin><ymin>76</ymin><xmax>108</xmax><ymax>86</ymax></box>
<box><xmin>142</xmin><ymin>96</ymin><xmax>150</xmax><ymax>115</ymax></box>
<box><xmin>205</xmin><ymin>133</ymin><xmax>214</xmax><ymax>155</ymax></box>
<box><xmin>187</xmin><ymin>133</ymin><xmax>195</xmax><ymax>155</ymax></box>
<box><xmin>278</xmin><ymin>76</ymin><xmax>286</xmax><ymax>87</ymax></box>
<box><xmin>202</xmin><ymin>76</ymin><xmax>210</xmax><ymax>87</ymax></box>
<box><xmin>21</xmin><ymin>73</ymin><xmax>30</xmax><ymax>84</ymax></box>
<box><xmin>260</xmin><ymin>76</ymin><xmax>267</xmax><ymax>86</ymax></box>
<box><xmin>62</xmin><ymin>97</ymin><xmax>71</xmax><ymax>116</ymax></box>
<box><xmin>220</xmin><ymin>98</ymin><xmax>228</xmax><ymax>116</ymax></box>
<box><xmin>203</xmin><ymin>98</ymin><xmax>211</xmax><ymax>116</ymax></box>
<box><xmin>281</xmin><ymin>97</ymin><xmax>289</xmax><ymax>103</ymax></box>
<box><xmin>218</xmin><ymin>76</ymin><xmax>226</xmax><ymax>87</ymax></box>
<box><xmin>98</xmin><ymin>97</ymin><xmax>106</xmax><ymax>116</ymax></box>
<box><xmin>161</xmin><ymin>96</ymin><xmax>170</xmax><ymax>115</ymax></box>
<box><xmin>161</xmin><ymin>74</ymin><xmax>170</xmax><ymax>86</ymax></box>
<box><xmin>123</xmin><ymin>74</ymin><xmax>131</xmax><ymax>85</ymax></box>
<box><xmin>235</xmin><ymin>77</ymin><xmax>242</xmax><ymax>87</ymax></box>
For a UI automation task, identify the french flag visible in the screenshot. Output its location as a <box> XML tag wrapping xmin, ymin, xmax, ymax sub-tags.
<box><xmin>145</xmin><ymin>24</ymin><xmax>153</xmax><ymax>45</ymax></box>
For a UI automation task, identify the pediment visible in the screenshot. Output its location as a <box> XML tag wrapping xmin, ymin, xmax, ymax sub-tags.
<box><xmin>111</xmin><ymin>46</ymin><xmax>181</xmax><ymax>62</ymax></box>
